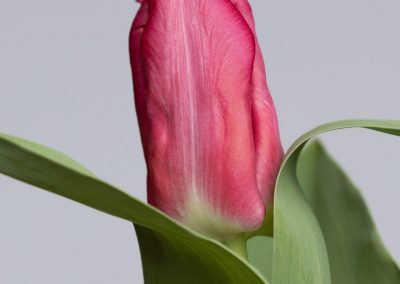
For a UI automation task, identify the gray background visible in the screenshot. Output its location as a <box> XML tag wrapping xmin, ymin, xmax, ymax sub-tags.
<box><xmin>0</xmin><ymin>0</ymin><xmax>399</xmax><ymax>283</ymax></box>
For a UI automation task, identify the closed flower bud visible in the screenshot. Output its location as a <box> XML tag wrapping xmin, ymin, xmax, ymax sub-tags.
<box><xmin>129</xmin><ymin>0</ymin><xmax>283</xmax><ymax>241</ymax></box>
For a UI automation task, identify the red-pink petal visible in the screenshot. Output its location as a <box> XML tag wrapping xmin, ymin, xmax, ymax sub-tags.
<box><xmin>231</xmin><ymin>0</ymin><xmax>284</xmax><ymax>205</ymax></box>
<box><xmin>130</xmin><ymin>0</ymin><xmax>282</xmax><ymax>240</ymax></box>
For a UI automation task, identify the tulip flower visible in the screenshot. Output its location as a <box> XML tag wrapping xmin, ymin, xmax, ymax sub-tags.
<box><xmin>129</xmin><ymin>0</ymin><xmax>283</xmax><ymax>241</ymax></box>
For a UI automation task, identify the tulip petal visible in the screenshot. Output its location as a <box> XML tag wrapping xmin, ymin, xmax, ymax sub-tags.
<box><xmin>231</xmin><ymin>0</ymin><xmax>284</xmax><ymax>205</ymax></box>
<box><xmin>130</xmin><ymin>3</ymin><xmax>150</xmax><ymax>154</ymax></box>
<box><xmin>130</xmin><ymin>0</ymin><xmax>266</xmax><ymax>240</ymax></box>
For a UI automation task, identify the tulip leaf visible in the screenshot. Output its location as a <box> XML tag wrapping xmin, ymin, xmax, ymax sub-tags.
<box><xmin>0</xmin><ymin>133</ymin><xmax>267</xmax><ymax>284</ymax></box>
<box><xmin>247</xmin><ymin>236</ymin><xmax>274</xmax><ymax>281</ymax></box>
<box><xmin>273</xmin><ymin>148</ymin><xmax>331</xmax><ymax>284</ymax></box>
<box><xmin>297</xmin><ymin>140</ymin><xmax>400</xmax><ymax>284</ymax></box>
<box><xmin>135</xmin><ymin>225</ymin><xmax>269</xmax><ymax>284</ymax></box>
<box><xmin>272</xmin><ymin>119</ymin><xmax>400</xmax><ymax>284</ymax></box>
<box><xmin>1</xmin><ymin>119</ymin><xmax>400</xmax><ymax>284</ymax></box>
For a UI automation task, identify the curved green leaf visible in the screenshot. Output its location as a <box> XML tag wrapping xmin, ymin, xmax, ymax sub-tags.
<box><xmin>272</xmin><ymin>119</ymin><xmax>400</xmax><ymax>284</ymax></box>
<box><xmin>0</xmin><ymin>133</ymin><xmax>267</xmax><ymax>284</ymax></box>
<box><xmin>2</xmin><ymin>119</ymin><xmax>400</xmax><ymax>283</ymax></box>
<box><xmin>247</xmin><ymin>236</ymin><xmax>274</xmax><ymax>282</ymax></box>
<box><xmin>297</xmin><ymin>140</ymin><xmax>400</xmax><ymax>284</ymax></box>
<box><xmin>273</xmin><ymin>147</ymin><xmax>331</xmax><ymax>284</ymax></box>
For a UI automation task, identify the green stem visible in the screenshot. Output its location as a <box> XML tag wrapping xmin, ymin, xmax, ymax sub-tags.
<box><xmin>224</xmin><ymin>237</ymin><xmax>248</xmax><ymax>261</ymax></box>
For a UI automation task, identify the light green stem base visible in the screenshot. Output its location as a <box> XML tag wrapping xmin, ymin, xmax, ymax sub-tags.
<box><xmin>224</xmin><ymin>237</ymin><xmax>248</xmax><ymax>261</ymax></box>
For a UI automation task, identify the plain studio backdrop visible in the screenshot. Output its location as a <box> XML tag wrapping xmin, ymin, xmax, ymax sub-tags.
<box><xmin>1</xmin><ymin>0</ymin><xmax>399</xmax><ymax>283</ymax></box>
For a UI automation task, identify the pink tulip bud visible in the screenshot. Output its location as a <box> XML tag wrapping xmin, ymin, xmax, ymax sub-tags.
<box><xmin>129</xmin><ymin>0</ymin><xmax>283</xmax><ymax>241</ymax></box>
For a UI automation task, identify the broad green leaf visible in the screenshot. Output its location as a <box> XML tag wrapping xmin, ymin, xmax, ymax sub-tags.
<box><xmin>297</xmin><ymin>140</ymin><xmax>400</xmax><ymax>284</ymax></box>
<box><xmin>0</xmin><ymin>133</ymin><xmax>267</xmax><ymax>284</ymax></box>
<box><xmin>2</xmin><ymin>119</ymin><xmax>400</xmax><ymax>284</ymax></box>
<box><xmin>273</xmin><ymin>149</ymin><xmax>331</xmax><ymax>284</ymax></box>
<box><xmin>135</xmin><ymin>226</ymin><xmax>268</xmax><ymax>284</ymax></box>
<box><xmin>247</xmin><ymin>236</ymin><xmax>274</xmax><ymax>282</ymax></box>
<box><xmin>272</xmin><ymin>119</ymin><xmax>400</xmax><ymax>284</ymax></box>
